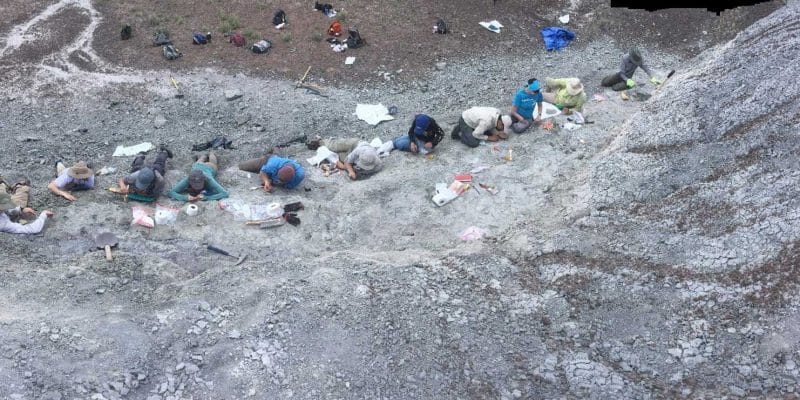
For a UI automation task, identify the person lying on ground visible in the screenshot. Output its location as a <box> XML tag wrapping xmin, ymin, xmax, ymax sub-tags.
<box><xmin>601</xmin><ymin>48</ymin><xmax>663</xmax><ymax>92</ymax></box>
<box><xmin>117</xmin><ymin>146</ymin><xmax>172</xmax><ymax>202</ymax></box>
<box><xmin>47</xmin><ymin>161</ymin><xmax>94</xmax><ymax>202</ymax></box>
<box><xmin>0</xmin><ymin>181</ymin><xmax>53</xmax><ymax>234</ymax></box>
<box><xmin>542</xmin><ymin>77</ymin><xmax>587</xmax><ymax>114</ymax></box>
<box><xmin>307</xmin><ymin>138</ymin><xmax>382</xmax><ymax>180</ymax></box>
<box><xmin>379</xmin><ymin>114</ymin><xmax>444</xmax><ymax>155</ymax></box>
<box><xmin>510</xmin><ymin>79</ymin><xmax>543</xmax><ymax>133</ymax></box>
<box><xmin>168</xmin><ymin>151</ymin><xmax>229</xmax><ymax>202</ymax></box>
<box><xmin>451</xmin><ymin>107</ymin><xmax>512</xmax><ymax>148</ymax></box>
<box><xmin>238</xmin><ymin>154</ymin><xmax>304</xmax><ymax>192</ymax></box>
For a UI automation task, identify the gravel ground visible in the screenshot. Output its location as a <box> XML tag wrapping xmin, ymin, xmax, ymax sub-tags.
<box><xmin>1</xmin><ymin>1</ymin><xmax>798</xmax><ymax>399</ymax></box>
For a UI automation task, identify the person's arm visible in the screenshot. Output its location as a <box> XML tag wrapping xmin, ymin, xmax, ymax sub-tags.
<box><xmin>619</xmin><ymin>56</ymin><xmax>632</xmax><ymax>81</ymax></box>
<box><xmin>472</xmin><ymin>118</ymin><xmax>493</xmax><ymax>137</ymax></box>
<box><xmin>201</xmin><ymin>176</ymin><xmax>229</xmax><ymax>201</ymax></box>
<box><xmin>259</xmin><ymin>171</ymin><xmax>273</xmax><ymax>192</ymax></box>
<box><xmin>535</xmin><ymin>100</ymin><xmax>543</xmax><ymax>121</ymax></box>
<box><xmin>510</xmin><ymin>105</ymin><xmax>526</xmax><ymax>122</ymax></box>
<box><xmin>118</xmin><ymin>177</ymin><xmax>130</xmax><ymax>194</ymax></box>
<box><xmin>47</xmin><ymin>180</ymin><xmax>77</xmax><ymax>202</ymax></box>
<box><xmin>168</xmin><ymin>177</ymin><xmax>190</xmax><ymax>202</ymax></box>
<box><xmin>344</xmin><ymin>162</ymin><xmax>357</xmax><ymax>180</ymax></box>
<box><xmin>641</xmin><ymin>62</ymin><xmax>653</xmax><ymax>77</ymax></box>
<box><xmin>0</xmin><ymin>212</ymin><xmax>51</xmax><ymax>234</ymax></box>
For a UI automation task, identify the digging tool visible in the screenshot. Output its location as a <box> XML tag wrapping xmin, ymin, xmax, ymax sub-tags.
<box><xmin>206</xmin><ymin>244</ymin><xmax>248</xmax><ymax>266</ymax></box>
<box><xmin>94</xmin><ymin>232</ymin><xmax>119</xmax><ymax>262</ymax></box>
<box><xmin>295</xmin><ymin>66</ymin><xmax>311</xmax><ymax>88</ymax></box>
<box><xmin>170</xmin><ymin>76</ymin><xmax>184</xmax><ymax>98</ymax></box>
<box><xmin>651</xmin><ymin>69</ymin><xmax>676</xmax><ymax>97</ymax></box>
<box><xmin>107</xmin><ymin>186</ymin><xmax>128</xmax><ymax>202</ymax></box>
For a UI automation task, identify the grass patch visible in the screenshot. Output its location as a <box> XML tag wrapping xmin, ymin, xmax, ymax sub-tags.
<box><xmin>147</xmin><ymin>14</ymin><xmax>166</xmax><ymax>27</ymax></box>
<box><xmin>336</xmin><ymin>10</ymin><xmax>347</xmax><ymax>23</ymax></box>
<box><xmin>244</xmin><ymin>29</ymin><xmax>259</xmax><ymax>41</ymax></box>
<box><xmin>281</xmin><ymin>32</ymin><xmax>292</xmax><ymax>43</ymax></box>
<box><xmin>174</xmin><ymin>15</ymin><xmax>185</xmax><ymax>25</ymax></box>
<box><xmin>311</xmin><ymin>32</ymin><xmax>323</xmax><ymax>42</ymax></box>
<box><xmin>219</xmin><ymin>12</ymin><xmax>241</xmax><ymax>34</ymax></box>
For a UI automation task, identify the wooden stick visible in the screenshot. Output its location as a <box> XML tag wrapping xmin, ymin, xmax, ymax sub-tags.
<box><xmin>295</xmin><ymin>66</ymin><xmax>311</xmax><ymax>87</ymax></box>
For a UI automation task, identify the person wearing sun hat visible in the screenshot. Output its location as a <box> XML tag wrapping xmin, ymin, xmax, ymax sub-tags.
<box><xmin>509</xmin><ymin>78</ymin><xmax>544</xmax><ymax>133</ymax></box>
<box><xmin>451</xmin><ymin>106</ymin><xmax>512</xmax><ymax>147</ymax></box>
<box><xmin>0</xmin><ymin>191</ymin><xmax>53</xmax><ymax>234</ymax></box>
<box><xmin>601</xmin><ymin>48</ymin><xmax>662</xmax><ymax>91</ymax></box>
<box><xmin>543</xmin><ymin>77</ymin><xmax>587</xmax><ymax>114</ymax></box>
<box><xmin>306</xmin><ymin>137</ymin><xmax>383</xmax><ymax>180</ymax></box>
<box><xmin>47</xmin><ymin>160</ymin><xmax>95</xmax><ymax>202</ymax></box>
<box><xmin>168</xmin><ymin>151</ymin><xmax>229</xmax><ymax>202</ymax></box>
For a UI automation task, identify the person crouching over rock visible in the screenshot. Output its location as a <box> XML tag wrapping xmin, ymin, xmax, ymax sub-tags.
<box><xmin>542</xmin><ymin>77</ymin><xmax>586</xmax><ymax>115</ymax></box>
<box><xmin>378</xmin><ymin>114</ymin><xmax>444</xmax><ymax>156</ymax></box>
<box><xmin>116</xmin><ymin>146</ymin><xmax>172</xmax><ymax>202</ymax></box>
<box><xmin>168</xmin><ymin>151</ymin><xmax>229</xmax><ymax>202</ymax></box>
<box><xmin>509</xmin><ymin>79</ymin><xmax>544</xmax><ymax>134</ymax></box>
<box><xmin>47</xmin><ymin>161</ymin><xmax>94</xmax><ymax>202</ymax></box>
<box><xmin>451</xmin><ymin>107</ymin><xmax>512</xmax><ymax>147</ymax></box>
<box><xmin>307</xmin><ymin>138</ymin><xmax>382</xmax><ymax>180</ymax></box>
<box><xmin>601</xmin><ymin>48</ymin><xmax>662</xmax><ymax>92</ymax></box>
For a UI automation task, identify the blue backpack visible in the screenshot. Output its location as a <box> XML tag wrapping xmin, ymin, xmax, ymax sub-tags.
<box><xmin>192</xmin><ymin>32</ymin><xmax>210</xmax><ymax>45</ymax></box>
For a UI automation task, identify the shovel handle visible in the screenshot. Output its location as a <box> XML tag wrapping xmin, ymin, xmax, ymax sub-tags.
<box><xmin>105</xmin><ymin>245</ymin><xmax>112</xmax><ymax>261</ymax></box>
<box><xmin>206</xmin><ymin>244</ymin><xmax>231</xmax><ymax>257</ymax></box>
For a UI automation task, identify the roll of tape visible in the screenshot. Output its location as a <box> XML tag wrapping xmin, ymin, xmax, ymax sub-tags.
<box><xmin>267</xmin><ymin>202</ymin><xmax>284</xmax><ymax>218</ymax></box>
<box><xmin>185</xmin><ymin>204</ymin><xmax>199</xmax><ymax>216</ymax></box>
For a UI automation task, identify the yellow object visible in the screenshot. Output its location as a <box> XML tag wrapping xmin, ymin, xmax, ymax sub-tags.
<box><xmin>620</xmin><ymin>91</ymin><xmax>629</xmax><ymax>101</ymax></box>
<box><xmin>503</xmin><ymin>147</ymin><xmax>513</xmax><ymax>161</ymax></box>
<box><xmin>426</xmin><ymin>154</ymin><xmax>434</xmax><ymax>160</ymax></box>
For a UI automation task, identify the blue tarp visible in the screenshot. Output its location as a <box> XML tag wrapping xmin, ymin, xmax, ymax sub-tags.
<box><xmin>540</xmin><ymin>27</ymin><xmax>575</xmax><ymax>51</ymax></box>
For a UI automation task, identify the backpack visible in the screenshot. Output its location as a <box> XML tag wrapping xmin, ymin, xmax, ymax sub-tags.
<box><xmin>433</xmin><ymin>18</ymin><xmax>448</xmax><ymax>34</ymax></box>
<box><xmin>272</xmin><ymin>10</ymin><xmax>286</xmax><ymax>26</ymax></box>
<box><xmin>162</xmin><ymin>44</ymin><xmax>181</xmax><ymax>60</ymax></box>
<box><xmin>251</xmin><ymin>39</ymin><xmax>272</xmax><ymax>54</ymax></box>
<box><xmin>345</xmin><ymin>28</ymin><xmax>365</xmax><ymax>49</ymax></box>
<box><xmin>192</xmin><ymin>32</ymin><xmax>210</xmax><ymax>44</ymax></box>
<box><xmin>229</xmin><ymin>32</ymin><xmax>245</xmax><ymax>47</ymax></box>
<box><xmin>328</xmin><ymin>20</ymin><xmax>342</xmax><ymax>36</ymax></box>
<box><xmin>153</xmin><ymin>30</ymin><xmax>171</xmax><ymax>46</ymax></box>
<box><xmin>121</xmin><ymin>25</ymin><xmax>132</xmax><ymax>40</ymax></box>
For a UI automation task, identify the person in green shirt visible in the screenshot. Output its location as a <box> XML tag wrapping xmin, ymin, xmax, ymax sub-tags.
<box><xmin>168</xmin><ymin>152</ymin><xmax>229</xmax><ymax>202</ymax></box>
<box><xmin>542</xmin><ymin>77</ymin><xmax>587</xmax><ymax>114</ymax></box>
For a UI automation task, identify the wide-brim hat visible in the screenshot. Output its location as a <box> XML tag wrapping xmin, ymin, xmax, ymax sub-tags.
<box><xmin>67</xmin><ymin>161</ymin><xmax>93</xmax><ymax>179</ymax></box>
<box><xmin>356</xmin><ymin>149</ymin><xmax>381</xmax><ymax>171</ymax></box>
<box><xmin>566</xmin><ymin>78</ymin><xmax>584</xmax><ymax>96</ymax></box>
<box><xmin>134</xmin><ymin>167</ymin><xmax>155</xmax><ymax>190</ymax></box>
<box><xmin>0</xmin><ymin>192</ymin><xmax>16</xmax><ymax>211</ymax></box>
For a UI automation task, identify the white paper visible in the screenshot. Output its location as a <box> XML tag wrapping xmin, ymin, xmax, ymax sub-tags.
<box><xmin>355</xmin><ymin>103</ymin><xmax>394</xmax><ymax>125</ymax></box>
<box><xmin>113</xmin><ymin>142</ymin><xmax>153</xmax><ymax>157</ymax></box>
<box><xmin>559</xmin><ymin>14</ymin><xmax>570</xmax><ymax>24</ymax></box>
<box><xmin>479</xmin><ymin>20</ymin><xmax>504</xmax><ymax>33</ymax></box>
<box><xmin>345</xmin><ymin>56</ymin><xmax>356</xmax><ymax>65</ymax></box>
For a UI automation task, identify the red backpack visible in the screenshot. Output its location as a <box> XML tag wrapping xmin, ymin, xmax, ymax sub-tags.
<box><xmin>328</xmin><ymin>20</ymin><xmax>342</xmax><ymax>36</ymax></box>
<box><xmin>229</xmin><ymin>32</ymin><xmax>245</xmax><ymax>47</ymax></box>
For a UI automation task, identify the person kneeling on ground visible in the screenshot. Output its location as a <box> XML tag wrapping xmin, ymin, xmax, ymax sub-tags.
<box><xmin>542</xmin><ymin>77</ymin><xmax>586</xmax><ymax>114</ymax></box>
<box><xmin>168</xmin><ymin>151</ymin><xmax>229</xmax><ymax>202</ymax></box>
<box><xmin>380</xmin><ymin>114</ymin><xmax>444</xmax><ymax>155</ymax></box>
<box><xmin>47</xmin><ymin>161</ymin><xmax>94</xmax><ymax>202</ymax></box>
<box><xmin>601</xmin><ymin>48</ymin><xmax>662</xmax><ymax>92</ymax></box>
<box><xmin>0</xmin><ymin>178</ymin><xmax>53</xmax><ymax>234</ymax></box>
<box><xmin>510</xmin><ymin>79</ymin><xmax>543</xmax><ymax>133</ymax></box>
<box><xmin>307</xmin><ymin>138</ymin><xmax>382</xmax><ymax>180</ymax></box>
<box><xmin>451</xmin><ymin>107</ymin><xmax>512</xmax><ymax>147</ymax></box>
<box><xmin>117</xmin><ymin>147</ymin><xmax>172</xmax><ymax>202</ymax></box>
<box><xmin>238</xmin><ymin>154</ymin><xmax>305</xmax><ymax>192</ymax></box>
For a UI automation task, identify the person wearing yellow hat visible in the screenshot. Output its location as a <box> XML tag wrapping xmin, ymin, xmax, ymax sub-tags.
<box><xmin>542</xmin><ymin>77</ymin><xmax>587</xmax><ymax>114</ymax></box>
<box><xmin>48</xmin><ymin>160</ymin><xmax>95</xmax><ymax>202</ymax></box>
<box><xmin>601</xmin><ymin>48</ymin><xmax>663</xmax><ymax>91</ymax></box>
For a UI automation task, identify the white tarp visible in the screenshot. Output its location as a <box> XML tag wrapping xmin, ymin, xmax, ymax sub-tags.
<box><xmin>479</xmin><ymin>20</ymin><xmax>503</xmax><ymax>33</ymax></box>
<box><xmin>113</xmin><ymin>142</ymin><xmax>153</xmax><ymax>157</ymax></box>
<box><xmin>355</xmin><ymin>103</ymin><xmax>394</xmax><ymax>125</ymax></box>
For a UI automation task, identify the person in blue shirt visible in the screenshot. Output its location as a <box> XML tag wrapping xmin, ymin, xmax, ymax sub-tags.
<box><xmin>259</xmin><ymin>156</ymin><xmax>304</xmax><ymax>192</ymax></box>
<box><xmin>168</xmin><ymin>151</ymin><xmax>229</xmax><ymax>202</ymax></box>
<box><xmin>509</xmin><ymin>79</ymin><xmax>543</xmax><ymax>133</ymax></box>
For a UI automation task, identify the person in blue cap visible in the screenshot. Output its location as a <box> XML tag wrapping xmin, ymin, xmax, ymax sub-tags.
<box><xmin>381</xmin><ymin>114</ymin><xmax>444</xmax><ymax>155</ymax></box>
<box><xmin>509</xmin><ymin>79</ymin><xmax>544</xmax><ymax>133</ymax></box>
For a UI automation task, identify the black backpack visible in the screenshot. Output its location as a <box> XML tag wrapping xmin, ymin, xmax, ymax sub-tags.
<box><xmin>345</xmin><ymin>28</ymin><xmax>365</xmax><ymax>49</ymax></box>
<box><xmin>272</xmin><ymin>10</ymin><xmax>286</xmax><ymax>26</ymax></box>
<box><xmin>433</xmin><ymin>18</ymin><xmax>448</xmax><ymax>34</ymax></box>
<box><xmin>121</xmin><ymin>25</ymin><xmax>132</xmax><ymax>40</ymax></box>
<box><xmin>162</xmin><ymin>44</ymin><xmax>181</xmax><ymax>60</ymax></box>
<box><xmin>251</xmin><ymin>39</ymin><xmax>272</xmax><ymax>54</ymax></box>
<box><xmin>153</xmin><ymin>30</ymin><xmax>171</xmax><ymax>46</ymax></box>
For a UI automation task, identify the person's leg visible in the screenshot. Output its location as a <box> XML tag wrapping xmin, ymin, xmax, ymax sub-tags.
<box><xmin>611</xmin><ymin>81</ymin><xmax>629</xmax><ymax>91</ymax></box>
<box><xmin>542</xmin><ymin>92</ymin><xmax>556</xmax><ymax>104</ymax></box>
<box><xmin>205</xmin><ymin>151</ymin><xmax>219</xmax><ymax>173</ymax></box>
<box><xmin>56</xmin><ymin>161</ymin><xmax>66</xmax><ymax>177</ymax></box>
<box><xmin>197</xmin><ymin>154</ymin><xmax>209</xmax><ymax>163</ymax></box>
<box><xmin>130</xmin><ymin>153</ymin><xmax>146</xmax><ymax>173</ymax></box>
<box><xmin>601</xmin><ymin>72</ymin><xmax>622</xmax><ymax>88</ymax></box>
<box><xmin>10</xmin><ymin>184</ymin><xmax>30</xmax><ymax>208</ymax></box>
<box><xmin>391</xmin><ymin>136</ymin><xmax>412</xmax><ymax>152</ymax></box>
<box><xmin>238</xmin><ymin>155</ymin><xmax>268</xmax><ymax>173</ymax></box>
<box><xmin>512</xmin><ymin>118</ymin><xmax>531</xmax><ymax>134</ymax></box>
<box><xmin>150</xmin><ymin>150</ymin><xmax>169</xmax><ymax>176</ymax></box>
<box><xmin>324</xmin><ymin>138</ymin><xmax>360</xmax><ymax>160</ymax></box>
<box><xmin>456</xmin><ymin>118</ymin><xmax>480</xmax><ymax>147</ymax></box>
